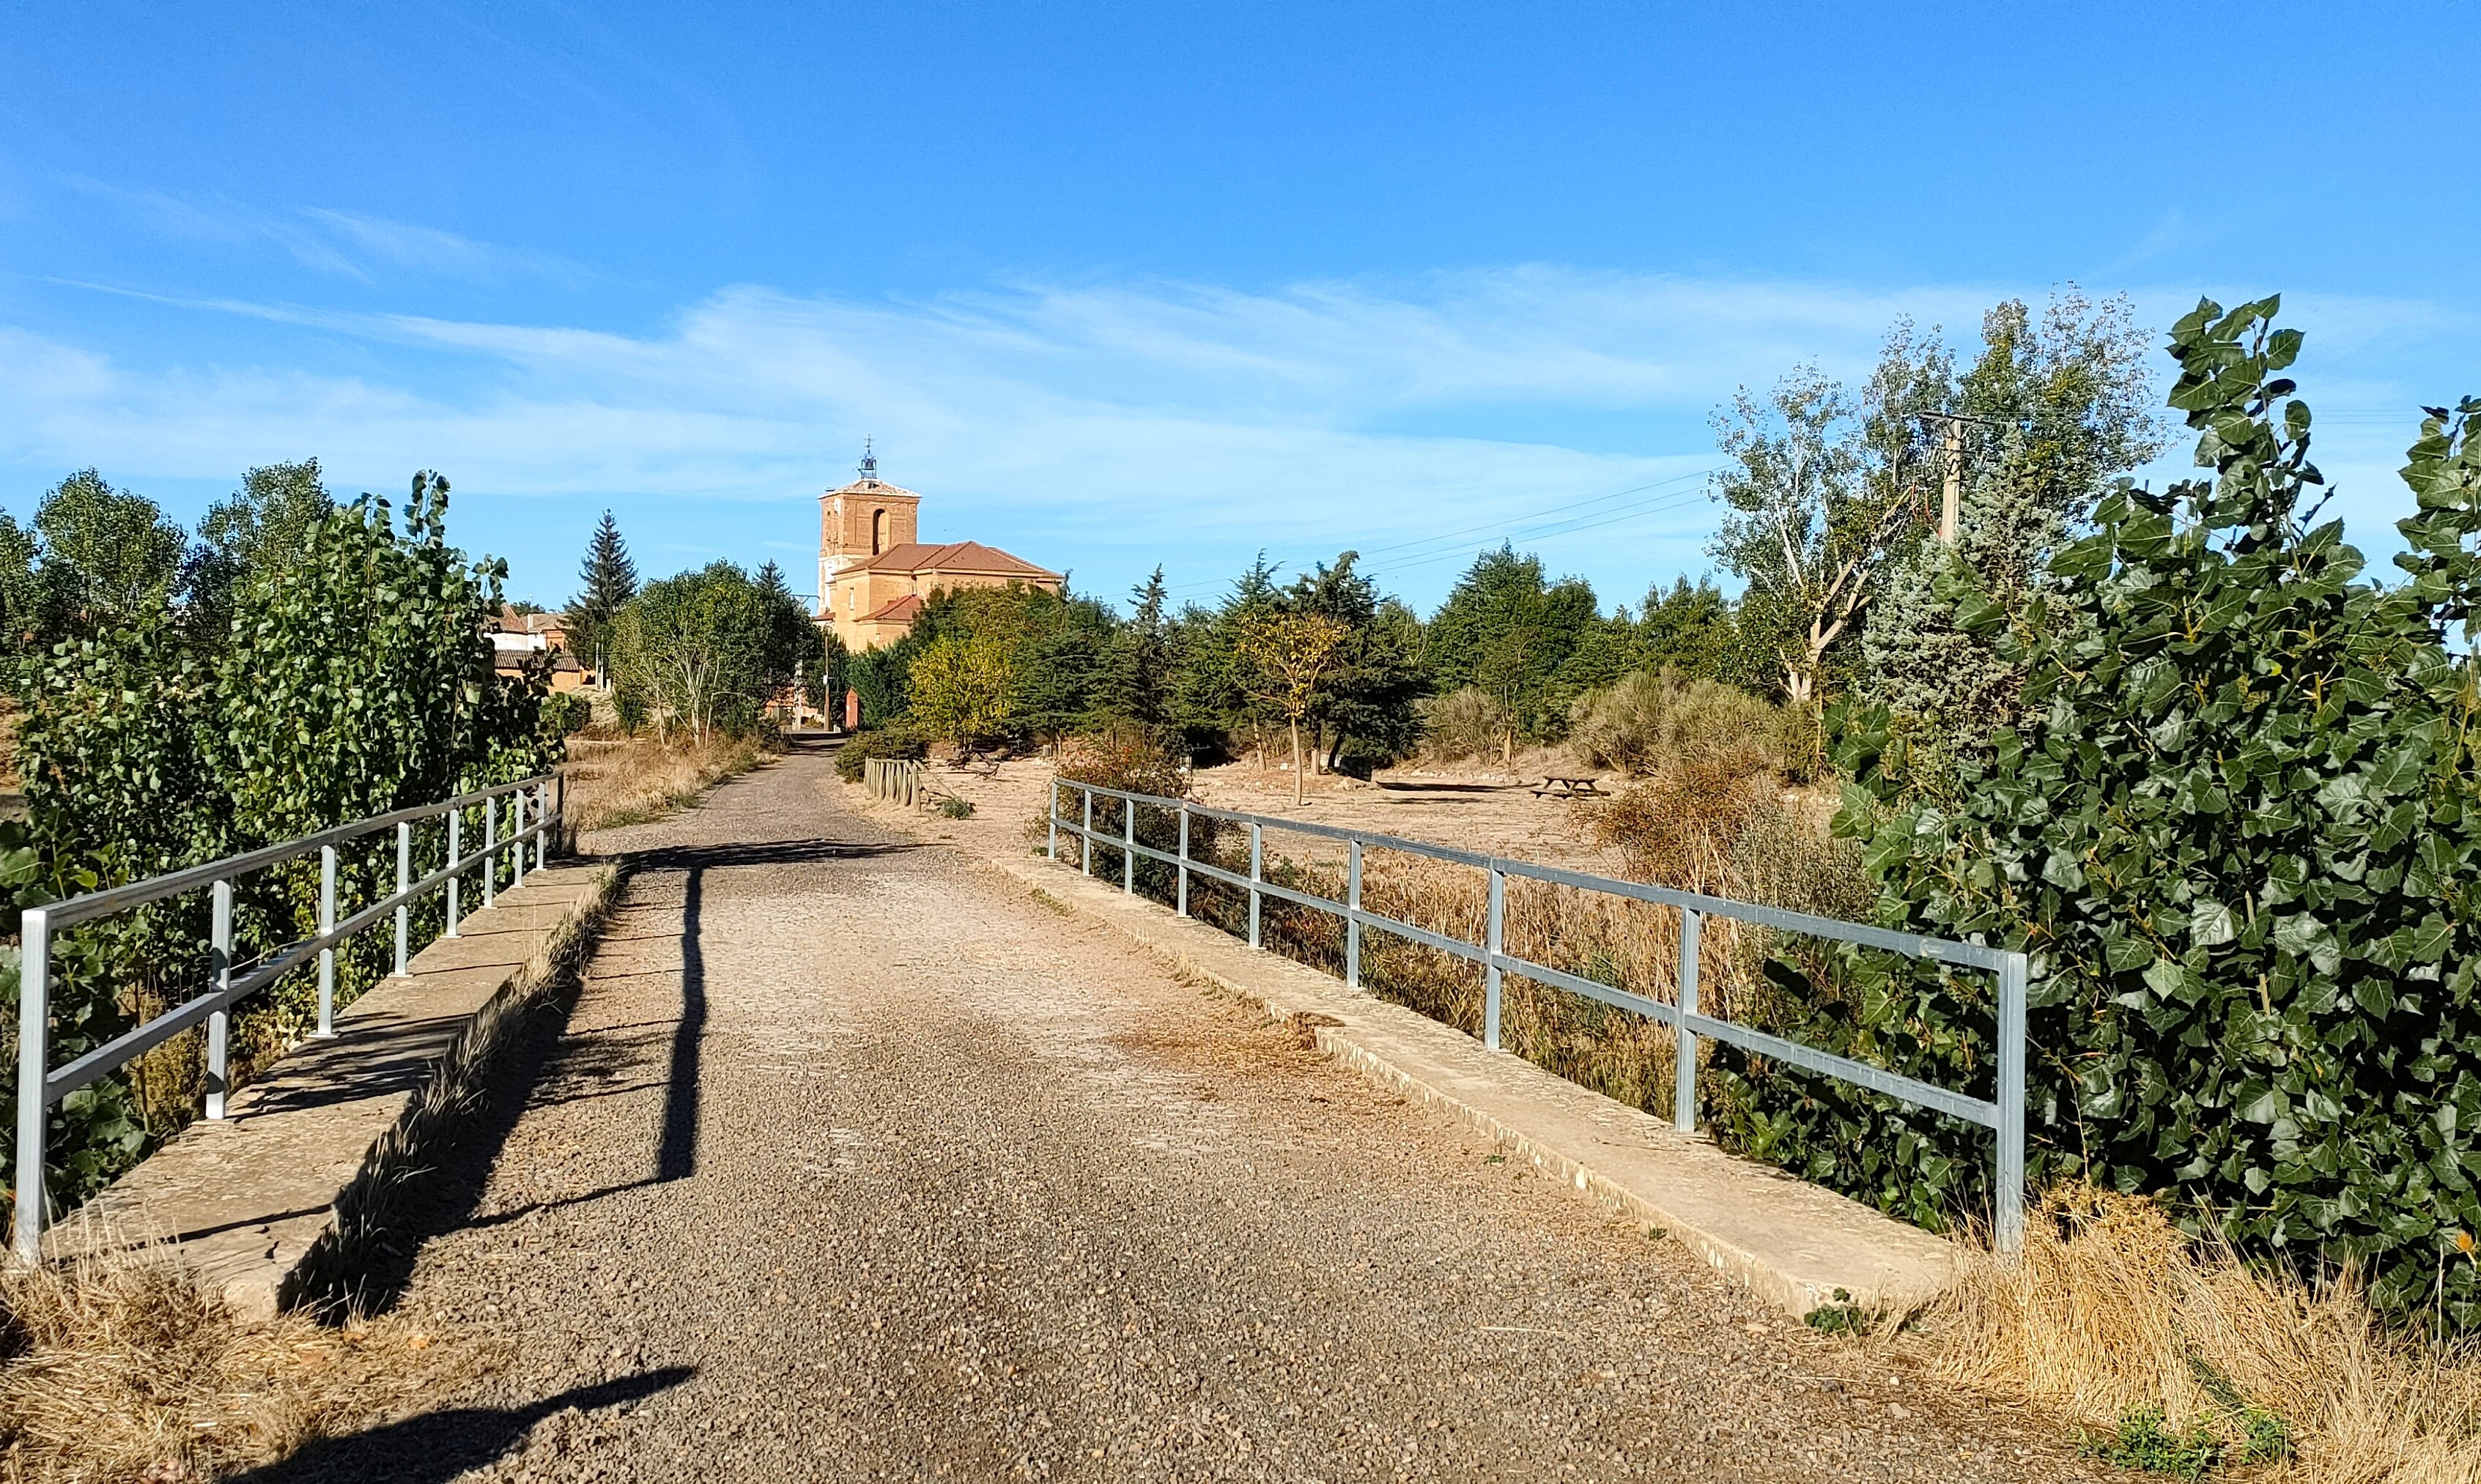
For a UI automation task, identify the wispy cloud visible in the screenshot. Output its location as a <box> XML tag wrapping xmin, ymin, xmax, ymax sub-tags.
<box><xmin>1</xmin><ymin>268</ymin><xmax>2461</xmax><ymax>602</ymax></box>
<box><xmin>65</xmin><ymin>180</ymin><xmax>580</xmax><ymax>285</ymax></box>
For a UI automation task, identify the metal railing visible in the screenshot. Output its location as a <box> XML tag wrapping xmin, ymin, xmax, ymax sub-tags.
<box><xmin>863</xmin><ymin>756</ymin><xmax>930</xmax><ymax>808</ymax></box>
<box><xmin>13</xmin><ymin>773</ymin><xmax>563</xmax><ymax>1261</ymax></box>
<box><xmin>1049</xmin><ymin>779</ymin><xmax>2028</xmax><ymax>1253</ymax></box>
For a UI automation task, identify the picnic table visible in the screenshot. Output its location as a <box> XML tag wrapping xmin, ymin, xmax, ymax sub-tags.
<box><xmin>1531</xmin><ymin>775</ymin><xmax>1605</xmax><ymax>800</ymax></box>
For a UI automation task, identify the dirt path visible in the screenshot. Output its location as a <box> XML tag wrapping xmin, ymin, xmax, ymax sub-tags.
<box><xmin>255</xmin><ymin>747</ymin><xmax>2094</xmax><ymax>1483</ymax></box>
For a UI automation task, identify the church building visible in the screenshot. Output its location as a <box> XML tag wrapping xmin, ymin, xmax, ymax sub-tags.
<box><xmin>815</xmin><ymin>445</ymin><xmax>1064</xmax><ymax>650</ymax></box>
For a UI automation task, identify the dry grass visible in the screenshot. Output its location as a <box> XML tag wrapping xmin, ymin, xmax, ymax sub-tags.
<box><xmin>561</xmin><ymin>730</ymin><xmax>768</xmax><ymax>836</ymax></box>
<box><xmin>0</xmin><ymin>1235</ymin><xmax>486</xmax><ymax>1482</ymax></box>
<box><xmin>1940</xmin><ymin>1186</ymin><xmax>2481</xmax><ymax>1483</ymax></box>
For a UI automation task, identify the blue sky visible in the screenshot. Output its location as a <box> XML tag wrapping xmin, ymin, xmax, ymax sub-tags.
<box><xmin>1</xmin><ymin>2</ymin><xmax>2473</xmax><ymax>614</ymax></box>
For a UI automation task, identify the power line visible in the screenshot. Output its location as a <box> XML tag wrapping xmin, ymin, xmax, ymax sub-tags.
<box><xmin>1155</xmin><ymin>465</ymin><xmax>1723</xmax><ymax>597</ymax></box>
<box><xmin>1366</xmin><ymin>489</ymin><xmax>1714</xmax><ymax>581</ymax></box>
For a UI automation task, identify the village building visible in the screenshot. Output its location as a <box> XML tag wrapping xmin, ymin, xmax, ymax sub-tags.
<box><xmin>490</xmin><ymin>606</ymin><xmax>588</xmax><ymax>691</ymax></box>
<box><xmin>815</xmin><ymin>445</ymin><xmax>1062</xmax><ymax>650</ymax></box>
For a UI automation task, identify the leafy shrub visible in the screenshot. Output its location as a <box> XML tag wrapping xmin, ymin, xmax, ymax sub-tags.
<box><xmin>834</xmin><ymin>725</ymin><xmax>925</xmax><ymax>783</ymax></box>
<box><xmin>1734</xmin><ymin>298</ymin><xmax>2481</xmax><ymax>1327</ymax></box>
<box><xmin>4</xmin><ymin>477</ymin><xmax>555</xmax><ymax>1213</ymax></box>
<box><xmin>1567</xmin><ymin>669</ymin><xmax>1781</xmax><ymax>776</ymax></box>
<box><xmin>1416</xmin><ymin>686</ymin><xmax>1507</xmax><ymax>763</ymax></box>
<box><xmin>540</xmin><ymin>691</ymin><xmax>592</xmax><ymax>738</ymax></box>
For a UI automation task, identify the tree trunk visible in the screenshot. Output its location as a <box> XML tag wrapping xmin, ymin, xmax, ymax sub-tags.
<box><xmin>1290</xmin><ymin>719</ymin><xmax>1306</xmax><ymax>805</ymax></box>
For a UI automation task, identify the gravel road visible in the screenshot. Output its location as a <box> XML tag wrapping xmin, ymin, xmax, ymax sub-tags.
<box><xmin>248</xmin><ymin>746</ymin><xmax>2096</xmax><ymax>1483</ymax></box>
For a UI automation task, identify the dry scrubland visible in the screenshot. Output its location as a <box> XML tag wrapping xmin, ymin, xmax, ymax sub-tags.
<box><xmin>559</xmin><ymin>730</ymin><xmax>773</xmax><ymax>837</ymax></box>
<box><xmin>890</xmin><ymin>747</ymin><xmax>2481</xmax><ymax>1483</ymax></box>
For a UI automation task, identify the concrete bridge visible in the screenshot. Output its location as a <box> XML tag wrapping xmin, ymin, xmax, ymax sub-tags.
<box><xmin>122</xmin><ymin>748</ymin><xmax>2090</xmax><ymax>1482</ymax></box>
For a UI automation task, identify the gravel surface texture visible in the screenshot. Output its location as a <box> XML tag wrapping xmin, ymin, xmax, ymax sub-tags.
<box><xmin>256</xmin><ymin>745</ymin><xmax>2098</xmax><ymax>1483</ymax></box>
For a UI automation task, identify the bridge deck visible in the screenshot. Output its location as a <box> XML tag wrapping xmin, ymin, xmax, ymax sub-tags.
<box><xmin>251</xmin><ymin>748</ymin><xmax>2087</xmax><ymax>1482</ymax></box>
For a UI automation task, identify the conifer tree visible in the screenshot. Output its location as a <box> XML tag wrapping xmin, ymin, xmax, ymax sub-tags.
<box><xmin>569</xmin><ymin>511</ymin><xmax>638</xmax><ymax>681</ymax></box>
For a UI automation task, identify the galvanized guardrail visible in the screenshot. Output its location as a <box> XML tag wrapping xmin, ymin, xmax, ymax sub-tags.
<box><xmin>13</xmin><ymin>773</ymin><xmax>562</xmax><ymax>1261</ymax></box>
<box><xmin>1049</xmin><ymin>779</ymin><xmax>2028</xmax><ymax>1253</ymax></box>
<box><xmin>863</xmin><ymin>756</ymin><xmax>931</xmax><ymax>808</ymax></box>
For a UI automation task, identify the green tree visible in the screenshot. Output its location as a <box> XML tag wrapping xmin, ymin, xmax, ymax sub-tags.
<box><xmin>908</xmin><ymin>631</ymin><xmax>1020</xmax><ymax>745</ymax></box>
<box><xmin>1238</xmin><ymin>610</ymin><xmax>1350</xmax><ymax>804</ymax></box>
<box><xmin>567</xmin><ymin>511</ymin><xmax>639</xmax><ymax>683</ymax></box>
<box><xmin>27</xmin><ymin>470</ymin><xmax>189</xmax><ymax>641</ymax></box>
<box><xmin>611</xmin><ymin>563</ymin><xmax>775</xmax><ymax>740</ymax></box>
<box><xmin>191</xmin><ymin>458</ymin><xmax>335</xmax><ymax>639</ymax></box>
<box><xmin>1425</xmin><ymin>546</ymin><xmax>1598</xmax><ymax>759</ymax></box>
<box><xmin>1860</xmin><ymin>292</ymin><xmax>2164</xmax><ymax>754</ymax></box>
<box><xmin>1099</xmin><ymin>568</ymin><xmax>1176</xmax><ymax>738</ymax></box>
<box><xmin>1707</xmin><ymin>352</ymin><xmax>1933</xmax><ymax>710</ymax></box>
<box><xmin>1282</xmin><ymin>552</ymin><xmax>1428</xmax><ymax>776</ymax></box>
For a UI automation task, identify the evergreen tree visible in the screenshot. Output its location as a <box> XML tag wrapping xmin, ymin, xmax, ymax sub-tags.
<box><xmin>568</xmin><ymin>511</ymin><xmax>639</xmax><ymax>681</ymax></box>
<box><xmin>1100</xmin><ymin>567</ymin><xmax>1175</xmax><ymax>736</ymax></box>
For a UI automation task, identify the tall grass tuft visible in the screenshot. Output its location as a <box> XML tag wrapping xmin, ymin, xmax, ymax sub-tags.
<box><xmin>0</xmin><ymin>1227</ymin><xmax>477</xmax><ymax>1479</ymax></box>
<box><xmin>1942</xmin><ymin>1185</ymin><xmax>2481</xmax><ymax>1483</ymax></box>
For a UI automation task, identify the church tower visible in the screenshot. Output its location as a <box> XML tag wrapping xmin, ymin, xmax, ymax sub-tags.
<box><xmin>816</xmin><ymin>439</ymin><xmax>921</xmax><ymax>616</ymax></box>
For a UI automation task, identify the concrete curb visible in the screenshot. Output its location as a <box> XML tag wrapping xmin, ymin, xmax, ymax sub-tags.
<box><xmin>871</xmin><ymin>785</ymin><xmax>1961</xmax><ymax>1322</ymax></box>
<box><xmin>64</xmin><ymin>860</ymin><xmax>618</xmax><ymax>1318</ymax></box>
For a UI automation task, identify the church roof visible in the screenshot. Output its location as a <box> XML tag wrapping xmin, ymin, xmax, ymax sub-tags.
<box><xmin>826</xmin><ymin>475</ymin><xmax>920</xmax><ymax>500</ymax></box>
<box><xmin>857</xmin><ymin>594</ymin><xmax>925</xmax><ymax>626</ymax></box>
<box><xmin>846</xmin><ymin>540</ymin><xmax>1061</xmax><ymax>581</ymax></box>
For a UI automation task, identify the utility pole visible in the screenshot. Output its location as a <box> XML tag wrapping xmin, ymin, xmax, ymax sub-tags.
<box><xmin>1913</xmin><ymin>412</ymin><xmax>1999</xmax><ymax>546</ymax></box>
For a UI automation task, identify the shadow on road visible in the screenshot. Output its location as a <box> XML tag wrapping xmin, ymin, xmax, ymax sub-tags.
<box><xmin>657</xmin><ymin>865</ymin><xmax>705</xmax><ymax>1182</ymax></box>
<box><xmin>229</xmin><ymin>1367</ymin><xmax>695</xmax><ymax>1483</ymax></box>
<box><xmin>623</xmin><ymin>836</ymin><xmax>920</xmax><ymax>871</ymax></box>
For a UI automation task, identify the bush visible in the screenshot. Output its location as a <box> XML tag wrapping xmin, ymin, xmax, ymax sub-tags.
<box><xmin>1416</xmin><ymin>686</ymin><xmax>1506</xmax><ymax>763</ymax></box>
<box><xmin>4</xmin><ymin>477</ymin><xmax>554</xmax><ymax>1213</ymax></box>
<box><xmin>1739</xmin><ymin>300</ymin><xmax>2481</xmax><ymax>1327</ymax></box>
<box><xmin>541</xmin><ymin>691</ymin><xmax>592</xmax><ymax>738</ymax></box>
<box><xmin>833</xmin><ymin>725</ymin><xmax>924</xmax><ymax>783</ymax></box>
<box><xmin>1566</xmin><ymin>669</ymin><xmax>1781</xmax><ymax>776</ymax></box>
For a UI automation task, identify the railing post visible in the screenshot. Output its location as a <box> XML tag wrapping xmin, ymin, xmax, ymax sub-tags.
<box><xmin>1674</xmin><ymin>908</ymin><xmax>1701</xmax><ymax>1133</ymax></box>
<box><xmin>1346</xmin><ymin>838</ymin><xmax>1363</xmax><ymax>990</ymax></box>
<box><xmin>1176</xmin><ymin>804</ymin><xmax>1190</xmax><ymax>919</ymax></box>
<box><xmin>393</xmin><ymin>820</ymin><xmax>412</xmax><ymax>976</ymax></box>
<box><xmin>317</xmin><ymin>844</ymin><xmax>338</xmax><ymax>1036</ymax></box>
<box><xmin>1996</xmin><ymin>950</ymin><xmax>2028</xmax><ymax>1258</ymax></box>
<box><xmin>484</xmin><ymin>793</ymin><xmax>498</xmax><ymax>909</ymax></box>
<box><xmin>511</xmin><ymin>789</ymin><xmax>527</xmax><ymax>889</ymax></box>
<box><xmin>15</xmin><ymin>907</ymin><xmax>51</xmax><ymax>1262</ymax></box>
<box><xmin>445</xmin><ymin>806</ymin><xmax>462</xmax><ymax>937</ymax></box>
<box><xmin>206</xmin><ymin>879</ymin><xmax>232</xmax><ymax>1121</ymax></box>
<box><xmin>1248</xmin><ymin>822</ymin><xmax>1263</xmax><ymax>950</ymax></box>
<box><xmin>1123</xmin><ymin>797</ymin><xmax>1136</xmax><ymax>894</ymax></box>
<box><xmin>535</xmin><ymin>781</ymin><xmax>550</xmax><ymax>870</ymax></box>
<box><xmin>1081</xmin><ymin>789</ymin><xmax>1094</xmax><ymax>878</ymax></box>
<box><xmin>1484</xmin><ymin>864</ymin><xmax>1504</xmax><ymax>1050</ymax></box>
<box><xmin>1047</xmin><ymin>780</ymin><xmax>1060</xmax><ymax>862</ymax></box>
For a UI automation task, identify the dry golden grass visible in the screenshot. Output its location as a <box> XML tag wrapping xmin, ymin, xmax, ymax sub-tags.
<box><xmin>0</xmin><ymin>1236</ymin><xmax>485</xmax><ymax>1482</ymax></box>
<box><xmin>1940</xmin><ymin>1186</ymin><xmax>2481</xmax><ymax>1483</ymax></box>
<box><xmin>561</xmin><ymin>730</ymin><xmax>768</xmax><ymax>836</ymax></box>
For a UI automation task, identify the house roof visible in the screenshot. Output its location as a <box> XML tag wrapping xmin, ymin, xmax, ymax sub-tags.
<box><xmin>846</xmin><ymin>540</ymin><xmax>1060</xmax><ymax>581</ymax></box>
<box><xmin>495</xmin><ymin>606</ymin><xmax>566</xmax><ymax>635</ymax></box>
<box><xmin>857</xmin><ymin>594</ymin><xmax>925</xmax><ymax>626</ymax></box>
<box><xmin>494</xmin><ymin>649</ymin><xmax>583</xmax><ymax>672</ymax></box>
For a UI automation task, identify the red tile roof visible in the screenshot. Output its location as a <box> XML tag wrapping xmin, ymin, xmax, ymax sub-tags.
<box><xmin>857</xmin><ymin>594</ymin><xmax>925</xmax><ymax>625</ymax></box>
<box><xmin>846</xmin><ymin>540</ymin><xmax>1060</xmax><ymax>581</ymax></box>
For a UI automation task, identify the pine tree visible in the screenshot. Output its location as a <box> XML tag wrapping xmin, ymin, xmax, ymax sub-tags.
<box><xmin>569</xmin><ymin>511</ymin><xmax>638</xmax><ymax>681</ymax></box>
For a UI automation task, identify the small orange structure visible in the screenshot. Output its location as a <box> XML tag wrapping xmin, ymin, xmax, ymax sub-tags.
<box><xmin>814</xmin><ymin>443</ymin><xmax>1062</xmax><ymax>651</ymax></box>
